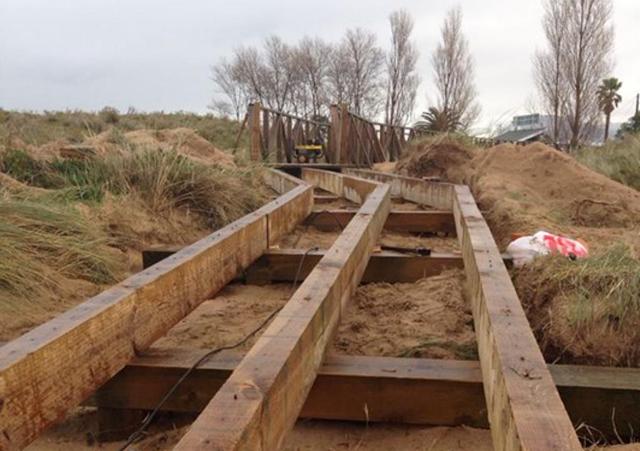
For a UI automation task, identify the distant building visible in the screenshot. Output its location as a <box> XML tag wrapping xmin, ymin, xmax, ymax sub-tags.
<box><xmin>494</xmin><ymin>114</ymin><xmax>552</xmax><ymax>144</ymax></box>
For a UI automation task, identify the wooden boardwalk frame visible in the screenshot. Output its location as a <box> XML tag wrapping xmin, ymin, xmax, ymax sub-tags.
<box><xmin>91</xmin><ymin>349</ymin><xmax>640</xmax><ymax>441</ymax></box>
<box><xmin>347</xmin><ymin>170</ymin><xmax>582</xmax><ymax>450</ymax></box>
<box><xmin>3</xmin><ymin>166</ymin><xmax>629</xmax><ymax>450</ymax></box>
<box><xmin>174</xmin><ymin>170</ymin><xmax>390</xmax><ymax>449</ymax></box>
<box><xmin>0</xmin><ymin>170</ymin><xmax>313</xmax><ymax>450</ymax></box>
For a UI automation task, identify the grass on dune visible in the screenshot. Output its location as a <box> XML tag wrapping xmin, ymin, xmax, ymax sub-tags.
<box><xmin>0</xmin><ymin>109</ymin><xmax>248</xmax><ymax>150</ymax></box>
<box><xmin>576</xmin><ymin>134</ymin><xmax>640</xmax><ymax>191</ymax></box>
<box><xmin>0</xmin><ymin>147</ymin><xmax>268</xmax><ymax>228</ymax></box>
<box><xmin>0</xmin><ymin>197</ymin><xmax>120</xmax><ymax>311</ymax></box>
<box><xmin>514</xmin><ymin>244</ymin><xmax>640</xmax><ymax>366</ymax></box>
<box><xmin>0</xmin><ymin>144</ymin><xmax>268</xmax><ymax>323</ymax></box>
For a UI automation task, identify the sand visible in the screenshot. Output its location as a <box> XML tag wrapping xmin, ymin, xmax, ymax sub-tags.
<box><xmin>333</xmin><ymin>270</ymin><xmax>476</xmax><ymax>359</ymax></box>
<box><xmin>152</xmin><ymin>284</ymin><xmax>292</xmax><ymax>353</ymax></box>
<box><xmin>27</xmin><ymin>407</ymin><xmax>494</xmax><ymax>451</ymax></box>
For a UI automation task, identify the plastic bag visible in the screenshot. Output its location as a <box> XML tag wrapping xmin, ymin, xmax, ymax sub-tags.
<box><xmin>506</xmin><ymin>230</ymin><xmax>588</xmax><ymax>268</ymax></box>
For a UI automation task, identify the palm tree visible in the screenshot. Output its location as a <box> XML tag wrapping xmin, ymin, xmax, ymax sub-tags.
<box><xmin>597</xmin><ymin>77</ymin><xmax>622</xmax><ymax>141</ymax></box>
<box><xmin>415</xmin><ymin>106</ymin><xmax>461</xmax><ymax>133</ymax></box>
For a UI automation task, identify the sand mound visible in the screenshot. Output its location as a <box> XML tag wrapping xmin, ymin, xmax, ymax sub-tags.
<box><xmin>396</xmin><ymin>137</ymin><xmax>473</xmax><ymax>181</ymax></box>
<box><xmin>84</xmin><ymin>128</ymin><xmax>236</xmax><ymax>167</ymax></box>
<box><xmin>469</xmin><ymin>143</ymin><xmax>640</xmax><ymax>233</ymax></box>
<box><xmin>396</xmin><ymin>141</ymin><xmax>640</xmax><ymax>244</ymax></box>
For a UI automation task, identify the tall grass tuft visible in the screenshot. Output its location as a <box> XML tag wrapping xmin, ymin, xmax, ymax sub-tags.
<box><xmin>514</xmin><ymin>244</ymin><xmax>640</xmax><ymax>366</ymax></box>
<box><xmin>576</xmin><ymin>134</ymin><xmax>640</xmax><ymax>190</ymax></box>
<box><xmin>0</xmin><ymin>199</ymin><xmax>119</xmax><ymax>310</ymax></box>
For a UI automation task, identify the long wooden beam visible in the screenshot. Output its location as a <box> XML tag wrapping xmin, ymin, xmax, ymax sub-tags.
<box><xmin>0</xmin><ymin>170</ymin><xmax>313</xmax><ymax>450</ymax></box>
<box><xmin>248</xmin><ymin>249</ymin><xmax>464</xmax><ymax>284</ymax></box>
<box><xmin>144</xmin><ymin>248</ymin><xmax>468</xmax><ymax>284</ymax></box>
<box><xmin>348</xmin><ymin>170</ymin><xmax>581</xmax><ymax>449</ymax></box>
<box><xmin>305</xmin><ymin>209</ymin><xmax>456</xmax><ymax>234</ymax></box>
<box><xmin>453</xmin><ymin>185</ymin><xmax>581</xmax><ymax>450</ymax></box>
<box><xmin>92</xmin><ymin>350</ymin><xmax>640</xmax><ymax>441</ymax></box>
<box><xmin>344</xmin><ymin>169</ymin><xmax>454</xmax><ymax>210</ymax></box>
<box><xmin>175</xmin><ymin>170</ymin><xmax>391</xmax><ymax>450</ymax></box>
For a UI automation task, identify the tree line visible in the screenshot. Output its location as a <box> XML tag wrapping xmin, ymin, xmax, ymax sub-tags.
<box><xmin>534</xmin><ymin>0</ymin><xmax>619</xmax><ymax>146</ymax></box>
<box><xmin>211</xmin><ymin>8</ymin><xmax>480</xmax><ymax>132</ymax></box>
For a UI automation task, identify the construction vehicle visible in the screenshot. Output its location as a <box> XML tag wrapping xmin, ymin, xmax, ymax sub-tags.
<box><xmin>294</xmin><ymin>139</ymin><xmax>324</xmax><ymax>163</ymax></box>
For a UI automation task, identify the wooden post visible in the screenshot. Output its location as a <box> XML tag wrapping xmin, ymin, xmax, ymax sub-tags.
<box><xmin>329</xmin><ymin>105</ymin><xmax>340</xmax><ymax>164</ymax></box>
<box><xmin>262</xmin><ymin>110</ymin><xmax>270</xmax><ymax>160</ymax></box>
<box><xmin>339</xmin><ymin>104</ymin><xmax>350</xmax><ymax>164</ymax></box>
<box><xmin>248</xmin><ymin>103</ymin><xmax>262</xmax><ymax>161</ymax></box>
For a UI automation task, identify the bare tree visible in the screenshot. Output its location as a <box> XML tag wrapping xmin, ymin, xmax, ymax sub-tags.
<box><xmin>431</xmin><ymin>7</ymin><xmax>480</xmax><ymax>130</ymax></box>
<box><xmin>328</xmin><ymin>28</ymin><xmax>384</xmax><ymax>118</ymax></box>
<box><xmin>210</xmin><ymin>57</ymin><xmax>247</xmax><ymax>120</ymax></box>
<box><xmin>534</xmin><ymin>0</ymin><xmax>570</xmax><ymax>145</ymax></box>
<box><xmin>385</xmin><ymin>10</ymin><xmax>420</xmax><ymax>128</ymax></box>
<box><xmin>562</xmin><ymin>0</ymin><xmax>614</xmax><ymax>147</ymax></box>
<box><xmin>295</xmin><ymin>37</ymin><xmax>332</xmax><ymax>118</ymax></box>
<box><xmin>326</xmin><ymin>44</ymin><xmax>351</xmax><ymax>107</ymax></box>
<box><xmin>261</xmin><ymin>36</ymin><xmax>299</xmax><ymax>111</ymax></box>
<box><xmin>231</xmin><ymin>45</ymin><xmax>266</xmax><ymax>104</ymax></box>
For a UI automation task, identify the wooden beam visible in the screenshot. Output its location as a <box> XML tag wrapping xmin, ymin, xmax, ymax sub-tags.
<box><xmin>0</xmin><ymin>171</ymin><xmax>313</xmax><ymax>450</ymax></box>
<box><xmin>313</xmin><ymin>194</ymin><xmax>339</xmax><ymax>204</ymax></box>
<box><xmin>306</xmin><ymin>209</ymin><xmax>456</xmax><ymax>234</ymax></box>
<box><xmin>142</xmin><ymin>248</ymin><xmax>469</xmax><ymax>283</ymax></box>
<box><xmin>303</xmin><ymin>168</ymin><xmax>379</xmax><ymax>204</ymax></box>
<box><xmin>248</xmin><ymin>249</ymin><xmax>465</xmax><ymax>284</ymax></box>
<box><xmin>344</xmin><ymin>169</ymin><xmax>454</xmax><ymax>210</ymax></box>
<box><xmin>92</xmin><ymin>350</ymin><xmax>640</xmax><ymax>441</ymax></box>
<box><xmin>248</xmin><ymin>103</ymin><xmax>262</xmax><ymax>162</ymax></box>
<box><xmin>175</xmin><ymin>171</ymin><xmax>391</xmax><ymax>450</ymax></box>
<box><xmin>453</xmin><ymin>184</ymin><xmax>581</xmax><ymax>450</ymax></box>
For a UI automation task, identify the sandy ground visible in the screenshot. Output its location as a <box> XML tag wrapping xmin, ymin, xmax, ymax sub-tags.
<box><xmin>334</xmin><ymin>270</ymin><xmax>476</xmax><ymax>359</ymax></box>
<box><xmin>28</xmin><ymin>407</ymin><xmax>494</xmax><ymax>451</ymax></box>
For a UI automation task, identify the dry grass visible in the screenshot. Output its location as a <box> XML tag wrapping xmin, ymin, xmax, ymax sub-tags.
<box><xmin>0</xmin><ymin>135</ymin><xmax>268</xmax><ymax>338</ymax></box>
<box><xmin>514</xmin><ymin>244</ymin><xmax>640</xmax><ymax>366</ymax></box>
<box><xmin>0</xmin><ymin>109</ymin><xmax>248</xmax><ymax>150</ymax></box>
<box><xmin>576</xmin><ymin>134</ymin><xmax>640</xmax><ymax>191</ymax></box>
<box><xmin>0</xmin><ymin>197</ymin><xmax>120</xmax><ymax>314</ymax></box>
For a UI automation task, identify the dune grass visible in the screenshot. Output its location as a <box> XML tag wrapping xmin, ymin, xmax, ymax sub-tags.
<box><xmin>0</xmin><ymin>141</ymin><xmax>268</xmax><ymax>333</ymax></box>
<box><xmin>0</xmin><ymin>109</ymin><xmax>248</xmax><ymax>150</ymax></box>
<box><xmin>0</xmin><ymin>198</ymin><xmax>120</xmax><ymax>309</ymax></box>
<box><xmin>576</xmin><ymin>134</ymin><xmax>640</xmax><ymax>191</ymax></box>
<box><xmin>514</xmin><ymin>244</ymin><xmax>640</xmax><ymax>366</ymax></box>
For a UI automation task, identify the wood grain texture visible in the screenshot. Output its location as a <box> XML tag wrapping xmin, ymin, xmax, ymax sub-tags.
<box><xmin>306</xmin><ymin>208</ymin><xmax>455</xmax><ymax>234</ymax></box>
<box><xmin>0</xmin><ymin>172</ymin><xmax>312</xmax><ymax>450</ymax></box>
<box><xmin>143</xmin><ymin>247</ymin><xmax>469</xmax><ymax>284</ymax></box>
<box><xmin>174</xmin><ymin>171</ymin><xmax>390</xmax><ymax>450</ymax></box>
<box><xmin>91</xmin><ymin>351</ymin><xmax>640</xmax><ymax>440</ymax></box>
<box><xmin>344</xmin><ymin>169</ymin><xmax>454</xmax><ymax>210</ymax></box>
<box><xmin>452</xmin><ymin>184</ymin><xmax>581</xmax><ymax>451</ymax></box>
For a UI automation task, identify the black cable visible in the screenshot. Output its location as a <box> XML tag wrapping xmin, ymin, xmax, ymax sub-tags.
<box><xmin>307</xmin><ymin>209</ymin><xmax>346</xmax><ymax>230</ymax></box>
<box><xmin>119</xmin><ymin>245</ymin><xmax>318</xmax><ymax>450</ymax></box>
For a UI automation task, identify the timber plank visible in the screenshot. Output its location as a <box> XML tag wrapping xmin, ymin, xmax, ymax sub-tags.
<box><xmin>0</xmin><ymin>172</ymin><xmax>313</xmax><ymax>450</ymax></box>
<box><xmin>344</xmin><ymin>169</ymin><xmax>454</xmax><ymax>210</ymax></box>
<box><xmin>174</xmin><ymin>171</ymin><xmax>391</xmax><ymax>450</ymax></box>
<box><xmin>143</xmin><ymin>248</ymin><xmax>468</xmax><ymax>283</ymax></box>
<box><xmin>92</xmin><ymin>350</ymin><xmax>640</xmax><ymax>441</ymax></box>
<box><xmin>305</xmin><ymin>209</ymin><xmax>456</xmax><ymax>234</ymax></box>
<box><xmin>453</xmin><ymin>185</ymin><xmax>581</xmax><ymax>450</ymax></box>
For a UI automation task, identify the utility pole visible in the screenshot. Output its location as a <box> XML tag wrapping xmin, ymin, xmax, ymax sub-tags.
<box><xmin>635</xmin><ymin>93</ymin><xmax>639</xmax><ymax>115</ymax></box>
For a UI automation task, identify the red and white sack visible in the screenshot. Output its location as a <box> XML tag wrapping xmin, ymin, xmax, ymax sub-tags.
<box><xmin>506</xmin><ymin>230</ymin><xmax>588</xmax><ymax>268</ymax></box>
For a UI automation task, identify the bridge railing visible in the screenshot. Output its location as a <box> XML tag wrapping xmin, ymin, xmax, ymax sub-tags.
<box><xmin>240</xmin><ymin>103</ymin><xmax>495</xmax><ymax>165</ymax></box>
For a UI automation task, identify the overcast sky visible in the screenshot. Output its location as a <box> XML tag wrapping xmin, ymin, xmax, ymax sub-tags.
<box><xmin>1</xmin><ymin>0</ymin><xmax>638</xmax><ymax>131</ymax></box>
